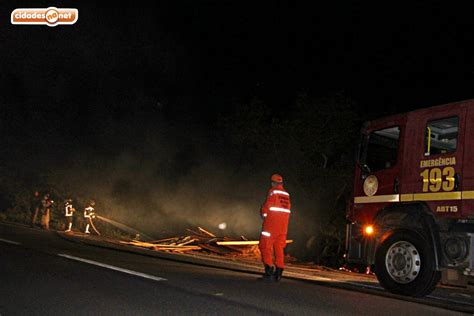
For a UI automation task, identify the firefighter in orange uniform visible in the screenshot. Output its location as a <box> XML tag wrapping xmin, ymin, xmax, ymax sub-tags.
<box><xmin>30</xmin><ymin>191</ymin><xmax>42</xmax><ymax>227</ymax></box>
<box><xmin>64</xmin><ymin>199</ymin><xmax>76</xmax><ymax>232</ymax></box>
<box><xmin>40</xmin><ymin>193</ymin><xmax>54</xmax><ymax>230</ymax></box>
<box><xmin>258</xmin><ymin>174</ymin><xmax>291</xmax><ymax>281</ymax></box>
<box><xmin>84</xmin><ymin>200</ymin><xmax>96</xmax><ymax>234</ymax></box>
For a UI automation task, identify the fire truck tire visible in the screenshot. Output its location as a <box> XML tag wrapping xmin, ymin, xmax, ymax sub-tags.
<box><xmin>375</xmin><ymin>229</ymin><xmax>440</xmax><ymax>297</ymax></box>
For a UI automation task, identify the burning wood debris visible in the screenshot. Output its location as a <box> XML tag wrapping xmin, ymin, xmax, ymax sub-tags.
<box><xmin>119</xmin><ymin>226</ymin><xmax>293</xmax><ymax>258</ymax></box>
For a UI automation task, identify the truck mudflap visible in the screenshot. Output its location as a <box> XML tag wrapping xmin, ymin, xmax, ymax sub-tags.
<box><xmin>346</xmin><ymin>223</ymin><xmax>361</xmax><ymax>261</ymax></box>
<box><xmin>345</xmin><ymin>222</ymin><xmax>375</xmax><ymax>264</ymax></box>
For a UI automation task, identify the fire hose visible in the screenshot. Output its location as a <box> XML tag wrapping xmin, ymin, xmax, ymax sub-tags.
<box><xmin>96</xmin><ymin>215</ymin><xmax>153</xmax><ymax>241</ymax></box>
<box><xmin>88</xmin><ymin>214</ymin><xmax>101</xmax><ymax>235</ymax></box>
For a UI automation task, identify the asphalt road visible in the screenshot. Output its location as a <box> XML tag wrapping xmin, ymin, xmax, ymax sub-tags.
<box><xmin>0</xmin><ymin>223</ymin><xmax>467</xmax><ymax>315</ymax></box>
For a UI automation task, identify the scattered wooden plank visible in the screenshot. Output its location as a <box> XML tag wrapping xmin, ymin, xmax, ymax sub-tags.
<box><xmin>118</xmin><ymin>226</ymin><xmax>290</xmax><ymax>258</ymax></box>
<box><xmin>186</xmin><ymin>228</ymin><xmax>209</xmax><ymax>238</ymax></box>
<box><xmin>221</xmin><ymin>244</ymin><xmax>247</xmax><ymax>253</ymax></box>
<box><xmin>120</xmin><ymin>240</ymin><xmax>160</xmax><ymax>248</ymax></box>
<box><xmin>199</xmin><ymin>243</ymin><xmax>231</xmax><ymax>255</ymax></box>
<box><xmin>177</xmin><ymin>238</ymin><xmax>198</xmax><ymax>247</ymax></box>
<box><xmin>146</xmin><ymin>237</ymin><xmax>179</xmax><ymax>244</ymax></box>
<box><xmin>153</xmin><ymin>245</ymin><xmax>201</xmax><ymax>251</ymax></box>
<box><xmin>197</xmin><ymin>227</ymin><xmax>216</xmax><ymax>237</ymax></box>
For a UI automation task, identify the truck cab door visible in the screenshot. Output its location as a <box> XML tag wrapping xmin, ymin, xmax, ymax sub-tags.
<box><xmin>352</xmin><ymin>118</ymin><xmax>406</xmax><ymax>223</ymax></box>
<box><xmin>403</xmin><ymin>107</ymin><xmax>466</xmax><ymax>218</ymax></box>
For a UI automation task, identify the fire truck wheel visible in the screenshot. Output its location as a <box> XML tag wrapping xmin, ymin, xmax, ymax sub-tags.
<box><xmin>375</xmin><ymin>229</ymin><xmax>441</xmax><ymax>297</ymax></box>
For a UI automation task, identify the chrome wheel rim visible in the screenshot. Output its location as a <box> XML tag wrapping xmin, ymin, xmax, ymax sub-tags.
<box><xmin>385</xmin><ymin>241</ymin><xmax>421</xmax><ymax>284</ymax></box>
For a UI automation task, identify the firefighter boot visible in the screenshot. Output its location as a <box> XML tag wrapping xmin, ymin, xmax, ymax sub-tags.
<box><xmin>258</xmin><ymin>264</ymin><xmax>274</xmax><ymax>281</ymax></box>
<box><xmin>85</xmin><ymin>224</ymin><xmax>90</xmax><ymax>234</ymax></box>
<box><xmin>273</xmin><ymin>267</ymin><xmax>284</xmax><ymax>282</ymax></box>
<box><xmin>65</xmin><ymin>222</ymin><xmax>72</xmax><ymax>232</ymax></box>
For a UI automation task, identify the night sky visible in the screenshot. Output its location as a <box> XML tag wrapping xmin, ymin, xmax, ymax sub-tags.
<box><xmin>2</xmin><ymin>2</ymin><xmax>474</xmax><ymax>153</ymax></box>
<box><xmin>1</xmin><ymin>2</ymin><xmax>474</xmax><ymax>244</ymax></box>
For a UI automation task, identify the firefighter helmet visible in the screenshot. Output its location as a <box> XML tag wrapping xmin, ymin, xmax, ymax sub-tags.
<box><xmin>271</xmin><ymin>174</ymin><xmax>283</xmax><ymax>183</ymax></box>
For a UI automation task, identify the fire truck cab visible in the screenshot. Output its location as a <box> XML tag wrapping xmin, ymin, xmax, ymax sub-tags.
<box><xmin>346</xmin><ymin>99</ymin><xmax>474</xmax><ymax>297</ymax></box>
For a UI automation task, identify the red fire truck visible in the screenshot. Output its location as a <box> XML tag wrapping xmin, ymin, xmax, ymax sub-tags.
<box><xmin>345</xmin><ymin>99</ymin><xmax>474</xmax><ymax>297</ymax></box>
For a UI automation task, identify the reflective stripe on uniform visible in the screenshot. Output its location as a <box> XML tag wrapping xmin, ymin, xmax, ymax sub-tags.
<box><xmin>84</xmin><ymin>207</ymin><xmax>94</xmax><ymax>218</ymax></box>
<box><xmin>65</xmin><ymin>205</ymin><xmax>74</xmax><ymax>216</ymax></box>
<box><xmin>261</xmin><ymin>231</ymin><xmax>271</xmax><ymax>237</ymax></box>
<box><xmin>269</xmin><ymin>207</ymin><xmax>291</xmax><ymax>213</ymax></box>
<box><xmin>263</xmin><ymin>213</ymin><xmax>267</xmax><ymax>217</ymax></box>
<box><xmin>271</xmin><ymin>190</ymin><xmax>289</xmax><ymax>196</ymax></box>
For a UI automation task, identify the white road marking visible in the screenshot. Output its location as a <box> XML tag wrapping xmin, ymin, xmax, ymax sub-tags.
<box><xmin>0</xmin><ymin>238</ymin><xmax>21</xmax><ymax>245</ymax></box>
<box><xmin>58</xmin><ymin>254</ymin><xmax>167</xmax><ymax>282</ymax></box>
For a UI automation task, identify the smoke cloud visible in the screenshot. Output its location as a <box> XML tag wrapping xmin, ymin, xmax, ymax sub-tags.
<box><xmin>7</xmin><ymin>103</ymin><xmax>346</xmax><ymax>261</ymax></box>
<box><xmin>49</xmin><ymin>120</ymin><xmax>273</xmax><ymax>241</ymax></box>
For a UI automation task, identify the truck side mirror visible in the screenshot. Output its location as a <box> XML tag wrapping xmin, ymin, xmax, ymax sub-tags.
<box><xmin>358</xmin><ymin>162</ymin><xmax>371</xmax><ymax>179</ymax></box>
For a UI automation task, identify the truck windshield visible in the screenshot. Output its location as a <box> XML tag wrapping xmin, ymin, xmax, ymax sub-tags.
<box><xmin>361</xmin><ymin>126</ymin><xmax>400</xmax><ymax>172</ymax></box>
